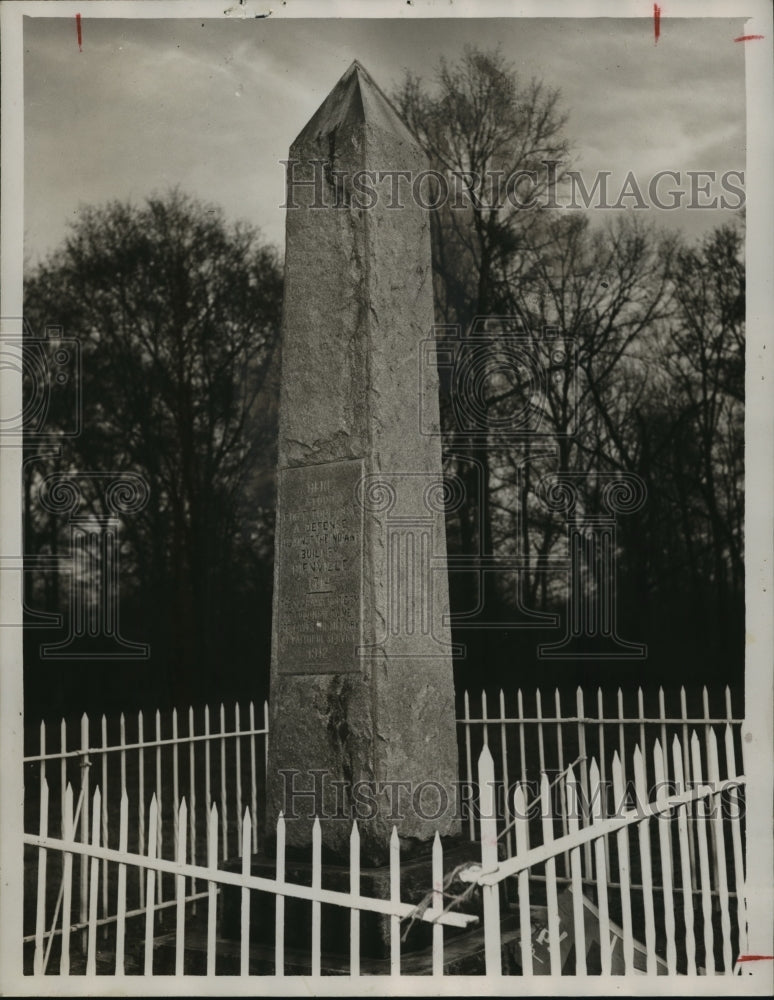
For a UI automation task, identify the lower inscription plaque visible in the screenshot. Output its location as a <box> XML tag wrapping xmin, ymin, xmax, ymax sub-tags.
<box><xmin>276</xmin><ymin>459</ymin><xmax>364</xmax><ymax>674</ymax></box>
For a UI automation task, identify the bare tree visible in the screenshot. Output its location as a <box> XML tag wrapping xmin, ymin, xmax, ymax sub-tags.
<box><xmin>24</xmin><ymin>190</ymin><xmax>283</xmax><ymax>706</ymax></box>
<box><xmin>491</xmin><ymin>214</ymin><xmax>676</xmax><ymax>613</ymax></box>
<box><xmin>654</xmin><ymin>223</ymin><xmax>745</xmax><ymax>653</ymax></box>
<box><xmin>394</xmin><ymin>48</ymin><xmax>570</xmax><ymax>628</ymax></box>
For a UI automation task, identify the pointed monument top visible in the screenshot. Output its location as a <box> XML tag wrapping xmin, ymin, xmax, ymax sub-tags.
<box><xmin>292</xmin><ymin>59</ymin><xmax>418</xmax><ymax>151</ymax></box>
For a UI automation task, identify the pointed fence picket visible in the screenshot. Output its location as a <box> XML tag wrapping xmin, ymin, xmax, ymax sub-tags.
<box><xmin>611</xmin><ymin>753</ymin><xmax>634</xmax><ymax>972</ymax></box>
<box><xmin>85</xmin><ymin>786</ymin><xmax>101</xmax><ymax>975</ymax></box>
<box><xmin>512</xmin><ymin>781</ymin><xmax>532</xmax><ymax>975</ymax></box>
<box><xmin>172</xmin><ymin>710</ymin><xmax>180</xmax><ymax>870</ymax></box>
<box><xmin>219</xmin><ymin>704</ymin><xmax>228</xmax><ymax>863</ymax></box>
<box><xmin>60</xmin><ymin>784</ymin><xmax>74</xmax><ymax>975</ymax></box>
<box><xmin>478</xmin><ymin>745</ymin><xmax>502</xmax><ymax>976</ymax></box>
<box><xmin>457</xmin><ymin>684</ymin><xmax>744</xmax><ymax>892</ymax></box>
<box><xmin>555</xmin><ymin>690</ymin><xmax>570</xmax><ymax>876</ymax></box>
<box><xmin>207</xmin><ymin>804</ymin><xmax>218</xmax><ymax>976</ymax></box>
<box><xmin>350</xmin><ymin>821</ymin><xmax>360</xmax><ymax>976</ymax></box>
<box><xmin>312</xmin><ymin>817</ymin><xmax>322</xmax><ymax>977</ymax></box>
<box><xmin>707</xmin><ymin>729</ymin><xmax>733</xmax><ymax>974</ymax></box>
<box><xmin>155</xmin><ymin>710</ymin><xmax>164</xmax><ymax>912</ymax></box>
<box><xmin>590</xmin><ymin>759</ymin><xmax>612</xmax><ymax>975</ymax></box>
<box><xmin>26</xmin><ymin>779</ymin><xmax>479</xmax><ymax>978</ymax></box>
<box><xmin>565</xmin><ymin>766</ymin><xmax>586</xmax><ymax>975</ymax></box>
<box><xmin>459</xmin><ymin>731</ymin><xmax>747</xmax><ymax>978</ymax></box>
<box><xmin>541</xmin><ymin>771</ymin><xmax>561</xmax><ymax>974</ymax></box>
<box><xmin>431</xmin><ymin>831</ymin><xmax>443</xmax><ymax>976</ymax></box>
<box><xmin>115</xmin><ymin>791</ymin><xmax>128</xmax><ymax>974</ymax></box>
<box><xmin>724</xmin><ymin>723</ymin><xmax>748</xmax><ymax>959</ymax></box>
<box><xmin>33</xmin><ymin>780</ymin><xmax>48</xmax><ymax>975</ymax></box>
<box><xmin>144</xmin><ymin>795</ymin><xmax>158</xmax><ymax>976</ymax></box>
<box><xmin>138</xmin><ymin>710</ymin><xmax>146</xmax><ymax>908</ymax></box>
<box><xmin>249</xmin><ymin>703</ymin><xmax>258</xmax><ymax>854</ymax></box>
<box><xmin>691</xmin><ymin>734</ymin><xmax>715</xmax><ymax>974</ymax></box>
<box><xmin>576</xmin><ymin>688</ymin><xmax>593</xmax><ymax>878</ymax></box>
<box><xmin>633</xmin><ymin>747</ymin><xmax>657</xmax><ymax>973</ymax></box>
<box><xmin>462</xmin><ymin>691</ymin><xmax>474</xmax><ymax>841</ymax></box>
<box><xmin>499</xmin><ymin>689</ymin><xmax>513</xmax><ymax>858</ymax></box>
<box><xmin>22</xmin><ymin>693</ymin><xmax>747</xmax><ymax>978</ymax></box>
<box><xmin>240</xmin><ymin>809</ymin><xmax>251</xmax><ymax>976</ymax></box>
<box><xmin>79</xmin><ymin>714</ymin><xmax>90</xmax><ymax>956</ymax></box>
<box><xmin>597</xmin><ymin>689</ymin><xmax>610</xmax><ymax>875</ymax></box>
<box><xmin>188</xmin><ymin>706</ymin><xmax>197</xmax><ymax>908</ymax></box>
<box><xmin>24</xmin><ymin>699</ymin><xmax>271</xmax><ymax>952</ymax></box>
<box><xmin>59</xmin><ymin>719</ymin><xmax>67</xmax><ymax>837</ymax></box>
<box><xmin>175</xmin><ymin>798</ymin><xmax>188</xmax><ymax>975</ymax></box>
<box><xmin>653</xmin><ymin>741</ymin><xmax>677</xmax><ymax>974</ymax></box>
<box><xmin>672</xmin><ymin>736</ymin><xmax>697</xmax><ymax>975</ymax></box>
<box><xmin>235</xmin><ymin>705</ymin><xmax>243</xmax><ymax>858</ymax></box>
<box><xmin>389</xmin><ymin>825</ymin><xmax>400</xmax><ymax>976</ymax></box>
<box><xmin>100</xmin><ymin>715</ymin><xmax>109</xmax><ymax>939</ymax></box>
<box><xmin>535</xmin><ymin>688</ymin><xmax>546</xmax><ymax>774</ymax></box>
<box><xmin>275</xmin><ymin>812</ymin><xmax>285</xmax><ymax>976</ymax></box>
<box><xmin>204</xmin><ymin>705</ymin><xmax>212</xmax><ymax>857</ymax></box>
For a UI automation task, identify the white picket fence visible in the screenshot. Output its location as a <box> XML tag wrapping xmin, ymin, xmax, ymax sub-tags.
<box><xmin>460</xmin><ymin>730</ymin><xmax>748</xmax><ymax>977</ymax></box>
<box><xmin>22</xmin><ymin>731</ymin><xmax>746</xmax><ymax>976</ymax></box>
<box><xmin>22</xmin><ymin>685</ymin><xmax>746</xmax><ymax>974</ymax></box>
<box><xmin>24</xmin><ymin>780</ymin><xmax>479</xmax><ymax>976</ymax></box>
<box><xmin>458</xmin><ymin>685</ymin><xmax>744</xmax><ymax>890</ymax></box>
<box><xmin>24</xmin><ymin>701</ymin><xmax>269</xmax><ymax>953</ymax></box>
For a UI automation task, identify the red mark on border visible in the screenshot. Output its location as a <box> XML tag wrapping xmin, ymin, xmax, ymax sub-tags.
<box><xmin>654</xmin><ymin>4</ymin><xmax>661</xmax><ymax>45</ymax></box>
<box><xmin>734</xmin><ymin>34</ymin><xmax>765</xmax><ymax>42</ymax></box>
<box><xmin>737</xmin><ymin>955</ymin><xmax>774</xmax><ymax>962</ymax></box>
<box><xmin>76</xmin><ymin>13</ymin><xmax>82</xmax><ymax>52</ymax></box>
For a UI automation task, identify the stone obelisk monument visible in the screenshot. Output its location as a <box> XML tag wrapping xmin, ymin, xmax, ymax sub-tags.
<box><xmin>267</xmin><ymin>61</ymin><xmax>460</xmax><ymax>865</ymax></box>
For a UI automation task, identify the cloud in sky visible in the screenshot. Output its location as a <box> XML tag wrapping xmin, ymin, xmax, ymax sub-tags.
<box><xmin>24</xmin><ymin>14</ymin><xmax>746</xmax><ymax>265</ymax></box>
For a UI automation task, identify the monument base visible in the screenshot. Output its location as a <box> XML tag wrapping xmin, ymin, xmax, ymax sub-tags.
<box><xmin>220</xmin><ymin>838</ymin><xmax>505</xmax><ymax>961</ymax></box>
<box><xmin>152</xmin><ymin>912</ymin><xmax>524</xmax><ymax>975</ymax></box>
<box><xmin>151</xmin><ymin>891</ymin><xmax>671</xmax><ymax>975</ymax></box>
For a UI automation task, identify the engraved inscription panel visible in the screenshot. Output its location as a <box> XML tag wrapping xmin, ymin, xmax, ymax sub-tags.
<box><xmin>276</xmin><ymin>459</ymin><xmax>364</xmax><ymax>674</ymax></box>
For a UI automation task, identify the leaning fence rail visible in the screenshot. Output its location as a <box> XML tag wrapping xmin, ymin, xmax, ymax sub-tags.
<box><xmin>24</xmin><ymin>782</ymin><xmax>477</xmax><ymax>976</ymax></box>
<box><xmin>24</xmin><ymin>701</ymin><xmax>269</xmax><ymax>949</ymax></box>
<box><xmin>461</xmin><ymin>732</ymin><xmax>748</xmax><ymax>976</ymax></box>
<box><xmin>24</xmin><ymin>731</ymin><xmax>746</xmax><ymax>977</ymax></box>
<box><xmin>458</xmin><ymin>685</ymin><xmax>744</xmax><ymax>889</ymax></box>
<box><xmin>23</xmin><ymin>685</ymin><xmax>745</xmax><ymax>961</ymax></box>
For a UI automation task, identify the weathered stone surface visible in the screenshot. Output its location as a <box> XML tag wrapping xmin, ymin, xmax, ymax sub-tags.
<box><xmin>275</xmin><ymin>459</ymin><xmax>364</xmax><ymax>675</ymax></box>
<box><xmin>267</xmin><ymin>61</ymin><xmax>460</xmax><ymax>864</ymax></box>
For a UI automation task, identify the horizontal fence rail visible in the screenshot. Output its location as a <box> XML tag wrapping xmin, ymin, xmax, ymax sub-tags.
<box><xmin>24</xmin><ymin>782</ymin><xmax>477</xmax><ymax>977</ymax></box>
<box><xmin>461</xmin><ymin>732</ymin><xmax>748</xmax><ymax>977</ymax></box>
<box><xmin>24</xmin><ymin>701</ymin><xmax>269</xmax><ymax>956</ymax></box>
<box><xmin>457</xmin><ymin>685</ymin><xmax>744</xmax><ymax>889</ymax></box>
<box><xmin>22</xmin><ymin>686</ymin><xmax>747</xmax><ymax>977</ymax></box>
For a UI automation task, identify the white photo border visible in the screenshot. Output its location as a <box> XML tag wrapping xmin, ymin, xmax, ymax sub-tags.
<box><xmin>1</xmin><ymin>0</ymin><xmax>772</xmax><ymax>994</ymax></box>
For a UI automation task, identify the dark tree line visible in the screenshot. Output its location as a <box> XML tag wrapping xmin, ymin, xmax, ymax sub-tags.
<box><xmin>23</xmin><ymin>50</ymin><xmax>744</xmax><ymax>717</ymax></box>
<box><xmin>24</xmin><ymin>191</ymin><xmax>282</xmax><ymax>713</ymax></box>
<box><xmin>394</xmin><ymin>47</ymin><xmax>745</xmax><ymax>693</ymax></box>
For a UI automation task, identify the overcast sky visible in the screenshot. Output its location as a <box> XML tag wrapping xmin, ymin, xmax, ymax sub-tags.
<box><xmin>24</xmin><ymin>14</ymin><xmax>747</xmax><ymax>265</ymax></box>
